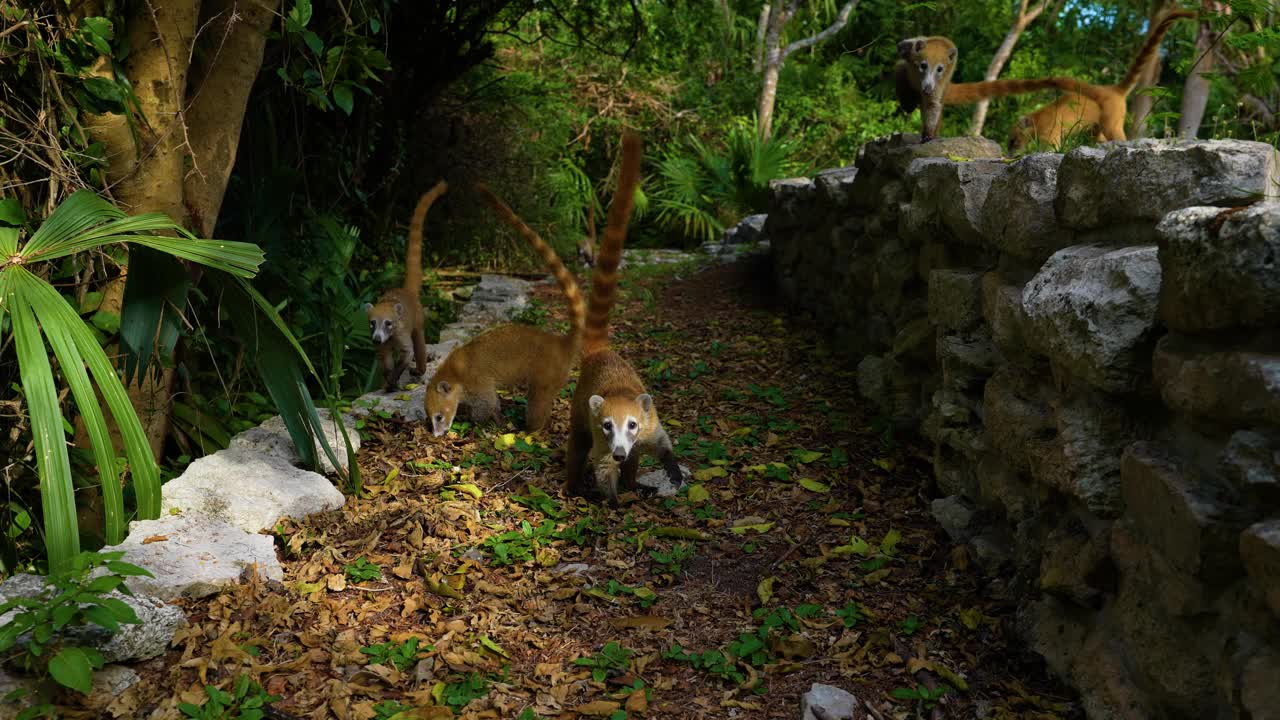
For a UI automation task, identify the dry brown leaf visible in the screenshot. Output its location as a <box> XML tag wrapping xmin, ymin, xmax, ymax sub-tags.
<box><xmin>609</xmin><ymin>615</ymin><xmax>672</xmax><ymax>630</ymax></box>
<box><xmin>573</xmin><ymin>700</ymin><xmax>622</xmax><ymax>716</ymax></box>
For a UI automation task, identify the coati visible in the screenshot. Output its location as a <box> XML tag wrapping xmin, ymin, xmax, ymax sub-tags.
<box><xmin>365</xmin><ymin>181</ymin><xmax>448</xmax><ymax>392</ymax></box>
<box><xmin>423</xmin><ymin>184</ymin><xmax>586</xmax><ymax>437</ymax></box>
<box><xmin>893</xmin><ymin>33</ymin><xmax>1175</xmax><ymax>143</ymax></box>
<box><xmin>565</xmin><ymin>132</ymin><xmax>684</xmax><ymax>505</ymax></box>
<box><xmin>1008</xmin><ymin>10</ymin><xmax>1196</xmax><ymax>150</ymax></box>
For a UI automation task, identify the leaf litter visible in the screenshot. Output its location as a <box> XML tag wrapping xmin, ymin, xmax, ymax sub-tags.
<box><xmin>108</xmin><ymin>260</ymin><xmax>1080</xmax><ymax>719</ymax></box>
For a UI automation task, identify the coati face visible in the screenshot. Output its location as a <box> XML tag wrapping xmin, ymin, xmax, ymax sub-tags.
<box><xmin>364</xmin><ymin>301</ymin><xmax>405</xmax><ymax>345</ymax></box>
<box><xmin>898</xmin><ymin>37</ymin><xmax>957</xmax><ymax>98</ymax></box>
<box><xmin>425</xmin><ymin>379</ymin><xmax>462</xmax><ymax>437</ymax></box>
<box><xmin>589</xmin><ymin>393</ymin><xmax>653</xmax><ymax>462</ymax></box>
<box><xmin>1008</xmin><ymin>116</ymin><xmax>1034</xmax><ymax>151</ymax></box>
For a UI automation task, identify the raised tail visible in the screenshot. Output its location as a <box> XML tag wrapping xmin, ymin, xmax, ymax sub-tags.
<box><xmin>475</xmin><ymin>183</ymin><xmax>586</xmax><ymax>338</ymax></box>
<box><xmin>403</xmin><ymin>180</ymin><xmax>449</xmax><ymax>293</ymax></box>
<box><xmin>1118</xmin><ymin>10</ymin><xmax>1196</xmax><ymax>94</ymax></box>
<box><xmin>581</xmin><ymin>132</ymin><xmax>643</xmax><ymax>356</ymax></box>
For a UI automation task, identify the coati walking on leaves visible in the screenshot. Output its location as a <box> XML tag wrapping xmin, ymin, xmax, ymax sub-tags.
<box><xmin>565</xmin><ymin>132</ymin><xmax>685</xmax><ymax>505</ymax></box>
<box><xmin>423</xmin><ymin>184</ymin><xmax>587</xmax><ymax>437</ymax></box>
<box><xmin>1008</xmin><ymin>10</ymin><xmax>1196</xmax><ymax>150</ymax></box>
<box><xmin>366</xmin><ymin>181</ymin><xmax>448</xmax><ymax>392</ymax></box>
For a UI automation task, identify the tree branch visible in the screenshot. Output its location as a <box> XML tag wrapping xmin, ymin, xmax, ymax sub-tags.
<box><xmin>781</xmin><ymin>0</ymin><xmax>859</xmax><ymax>59</ymax></box>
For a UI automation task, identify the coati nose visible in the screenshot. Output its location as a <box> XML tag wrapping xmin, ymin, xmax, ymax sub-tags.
<box><xmin>612</xmin><ymin>449</ymin><xmax>627</xmax><ymax>462</ymax></box>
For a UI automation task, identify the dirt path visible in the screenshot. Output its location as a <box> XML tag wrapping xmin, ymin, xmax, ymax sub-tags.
<box><xmin>120</xmin><ymin>257</ymin><xmax>1077</xmax><ymax>720</ymax></box>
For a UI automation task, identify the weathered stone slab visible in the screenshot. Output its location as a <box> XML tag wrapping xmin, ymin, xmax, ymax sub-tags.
<box><xmin>903</xmin><ymin>158</ymin><xmax>1007</xmax><ymax>245</ymax></box>
<box><xmin>1241</xmin><ymin>520</ymin><xmax>1280</xmax><ymax>617</ymax></box>
<box><xmin>928</xmin><ymin>269</ymin><xmax>984</xmax><ymax>332</ymax></box>
<box><xmin>1057</xmin><ymin>139</ymin><xmax>1280</xmax><ymax>229</ymax></box>
<box><xmin>0</xmin><ymin>575</ymin><xmax>185</xmax><ymax>663</ymax></box>
<box><xmin>1110</xmin><ymin>519</ymin><xmax>1208</xmax><ymax>617</ymax></box>
<box><xmin>938</xmin><ymin>331</ymin><xmax>998</xmax><ymax>392</ymax></box>
<box><xmin>106</xmin><ymin>514</ymin><xmax>283</xmax><ymax>600</ymax></box>
<box><xmin>1028</xmin><ymin>393</ymin><xmax>1132</xmax><ymax>518</ymax></box>
<box><xmin>1021</xmin><ymin>244</ymin><xmax>1161</xmax><ymax>393</ymax></box>
<box><xmin>813</xmin><ymin>168</ymin><xmax>858</xmax><ymax>206</ymax></box>
<box><xmin>1039</xmin><ymin>516</ymin><xmax>1111</xmax><ymax>607</ymax></box>
<box><xmin>161</xmin><ymin>447</ymin><xmax>345</xmax><ymax>533</ymax></box>
<box><xmin>874</xmin><ymin>135</ymin><xmax>1003</xmax><ymax>179</ymax></box>
<box><xmin>930</xmin><ymin>495</ymin><xmax>975</xmax><ymax>542</ymax></box>
<box><xmin>982</xmin><ymin>368</ymin><xmax>1054</xmax><ymax>473</ymax></box>
<box><xmin>982</xmin><ymin>273</ymin><xmax>1029</xmax><ymax>362</ymax></box>
<box><xmin>723</xmin><ymin>213</ymin><xmax>767</xmax><ymax>244</ymax></box>
<box><xmin>800</xmin><ymin>683</ymin><xmax>859</xmax><ymax>720</ymax></box>
<box><xmin>1156</xmin><ymin>204</ymin><xmax>1280</xmax><ymax>333</ymax></box>
<box><xmin>229</xmin><ymin>408</ymin><xmax>360</xmax><ymax>475</ymax></box>
<box><xmin>767</xmin><ymin>177</ymin><xmax>818</xmax><ymax>229</ymax></box>
<box><xmin>1153</xmin><ymin>335</ymin><xmax>1280</xmax><ymax>427</ymax></box>
<box><xmin>1122</xmin><ymin>442</ymin><xmax>1246</xmax><ymax>582</ymax></box>
<box><xmin>982</xmin><ymin>152</ymin><xmax>1072</xmax><ymax>262</ymax></box>
<box><xmin>1221</xmin><ymin>431</ymin><xmax>1280</xmax><ymax>504</ymax></box>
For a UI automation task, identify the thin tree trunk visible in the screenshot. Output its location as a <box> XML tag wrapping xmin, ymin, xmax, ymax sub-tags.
<box><xmin>753</xmin><ymin>4</ymin><xmax>771</xmax><ymax>72</ymax></box>
<box><xmin>1129</xmin><ymin>0</ymin><xmax>1173</xmax><ymax>137</ymax></box>
<box><xmin>89</xmin><ymin>0</ymin><xmax>201</xmax><ymax>460</ymax></box>
<box><xmin>969</xmin><ymin>0</ymin><xmax>1049</xmax><ymax>136</ymax></box>
<box><xmin>757</xmin><ymin>0</ymin><xmax>859</xmax><ymax>141</ymax></box>
<box><xmin>1178</xmin><ymin>1</ymin><xmax>1224</xmax><ymax>138</ymax></box>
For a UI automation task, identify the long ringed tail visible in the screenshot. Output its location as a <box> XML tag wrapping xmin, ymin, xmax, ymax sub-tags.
<box><xmin>582</xmin><ymin>132</ymin><xmax>643</xmax><ymax>356</ymax></box>
<box><xmin>475</xmin><ymin>183</ymin><xmax>586</xmax><ymax>337</ymax></box>
<box><xmin>1118</xmin><ymin>10</ymin><xmax>1197</xmax><ymax>94</ymax></box>
<box><xmin>944</xmin><ymin>77</ymin><xmax>1083</xmax><ymax>105</ymax></box>
<box><xmin>403</xmin><ymin>180</ymin><xmax>448</xmax><ymax>292</ymax></box>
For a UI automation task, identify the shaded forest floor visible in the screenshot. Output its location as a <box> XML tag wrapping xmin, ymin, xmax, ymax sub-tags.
<box><xmin>119</xmin><ymin>257</ymin><xmax>1079</xmax><ymax>719</ymax></box>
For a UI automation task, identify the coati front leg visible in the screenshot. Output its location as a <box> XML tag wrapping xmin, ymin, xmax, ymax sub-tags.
<box><xmin>525</xmin><ymin>383</ymin><xmax>556</xmax><ymax>433</ymax></box>
<box><xmin>593</xmin><ymin>455</ymin><xmax>624</xmax><ymax>505</ymax></box>
<box><xmin>381</xmin><ymin>342</ymin><xmax>410</xmax><ymax>393</ymax></box>
<box><xmin>466</xmin><ymin>385</ymin><xmax>501</xmax><ymax>424</ymax></box>
<box><xmin>652</xmin><ymin>426</ymin><xmax>684</xmax><ymax>488</ymax></box>
<box><xmin>565</xmin><ymin>428</ymin><xmax>593</xmax><ymax>497</ymax></box>
<box><xmin>920</xmin><ymin>96</ymin><xmax>944</xmax><ymax>142</ymax></box>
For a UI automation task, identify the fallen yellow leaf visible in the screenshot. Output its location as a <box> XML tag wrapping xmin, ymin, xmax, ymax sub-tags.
<box><xmin>756</xmin><ymin>575</ymin><xmax>776</xmax><ymax>606</ymax></box>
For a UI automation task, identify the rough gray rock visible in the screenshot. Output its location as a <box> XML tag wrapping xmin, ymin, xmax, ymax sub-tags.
<box><xmin>1122</xmin><ymin>442</ymin><xmax>1246</xmax><ymax>584</ymax></box>
<box><xmin>1056</xmin><ymin>139</ymin><xmax>1280</xmax><ymax>229</ymax></box>
<box><xmin>930</xmin><ymin>495</ymin><xmax>975</xmax><ymax>542</ymax></box>
<box><xmin>1028</xmin><ymin>393</ymin><xmax>1133</xmax><ymax>518</ymax></box>
<box><xmin>1039</xmin><ymin>518</ymin><xmax>1111</xmax><ymax>607</ymax></box>
<box><xmin>161</xmin><ymin>447</ymin><xmax>344</xmax><ymax>533</ymax></box>
<box><xmin>938</xmin><ymin>332</ymin><xmax>998</xmax><ymax>393</ymax></box>
<box><xmin>1156</xmin><ymin>204</ymin><xmax>1280</xmax><ymax>333</ymax></box>
<box><xmin>982</xmin><ymin>152</ymin><xmax>1072</xmax><ymax>263</ymax></box>
<box><xmin>800</xmin><ymin>683</ymin><xmax>859</xmax><ymax>720</ymax></box>
<box><xmin>903</xmin><ymin>158</ymin><xmax>1007</xmax><ymax>246</ymax></box>
<box><xmin>1241</xmin><ymin>520</ymin><xmax>1280</xmax><ymax>617</ymax></box>
<box><xmin>229</xmin><ymin>408</ymin><xmax>360</xmax><ymax>475</ymax></box>
<box><xmin>105</xmin><ymin>514</ymin><xmax>283</xmax><ymax>600</ymax></box>
<box><xmin>1241</xmin><ymin>649</ymin><xmax>1280</xmax><ymax>719</ymax></box>
<box><xmin>0</xmin><ymin>574</ymin><xmax>184</xmax><ymax>663</ymax></box>
<box><xmin>0</xmin><ymin>665</ymin><xmax>140</xmax><ymax>720</ymax></box>
<box><xmin>1221</xmin><ymin>431</ymin><xmax>1280</xmax><ymax>503</ymax></box>
<box><xmin>1153</xmin><ymin>335</ymin><xmax>1280</xmax><ymax>427</ymax></box>
<box><xmin>982</xmin><ymin>273</ymin><xmax>1030</xmax><ymax>362</ymax></box>
<box><xmin>983</xmin><ymin>368</ymin><xmax>1054</xmax><ymax>473</ymax></box>
<box><xmin>1021</xmin><ymin>244</ymin><xmax>1162</xmax><ymax>393</ymax></box>
<box><xmin>1110</xmin><ymin>519</ymin><xmax>1208</xmax><ymax>617</ymax></box>
<box><xmin>928</xmin><ymin>269</ymin><xmax>985</xmax><ymax>332</ymax></box>
<box><xmin>723</xmin><ymin>213</ymin><xmax>768</xmax><ymax>244</ymax></box>
<box><xmin>636</xmin><ymin>465</ymin><xmax>692</xmax><ymax>497</ymax></box>
<box><xmin>813</xmin><ymin>167</ymin><xmax>858</xmax><ymax>206</ymax></box>
<box><xmin>873</xmin><ymin>135</ymin><xmax>1003</xmax><ymax>179</ymax></box>
<box><xmin>767</xmin><ymin>177</ymin><xmax>818</xmax><ymax>230</ymax></box>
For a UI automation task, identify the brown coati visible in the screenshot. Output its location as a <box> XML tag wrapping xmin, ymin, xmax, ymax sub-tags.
<box><xmin>564</xmin><ymin>132</ymin><xmax>684</xmax><ymax>504</ymax></box>
<box><xmin>423</xmin><ymin>184</ymin><xmax>586</xmax><ymax>436</ymax></box>
<box><xmin>365</xmin><ymin>181</ymin><xmax>448</xmax><ymax>392</ymax></box>
<box><xmin>1008</xmin><ymin>10</ymin><xmax>1196</xmax><ymax>150</ymax></box>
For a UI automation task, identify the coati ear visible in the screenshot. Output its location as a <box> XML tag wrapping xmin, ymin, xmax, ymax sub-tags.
<box><xmin>637</xmin><ymin>394</ymin><xmax>653</xmax><ymax>413</ymax></box>
<box><xmin>897</xmin><ymin>38</ymin><xmax>916</xmax><ymax>59</ymax></box>
<box><xmin>947</xmin><ymin>46</ymin><xmax>957</xmax><ymax>64</ymax></box>
<box><xmin>589</xmin><ymin>395</ymin><xmax>605</xmax><ymax>415</ymax></box>
<box><xmin>438</xmin><ymin>381</ymin><xmax>451</xmax><ymax>394</ymax></box>
<box><xmin>362</xmin><ymin>302</ymin><xmax>374</xmax><ymax>314</ymax></box>
<box><xmin>394</xmin><ymin>302</ymin><xmax>405</xmax><ymax>317</ymax></box>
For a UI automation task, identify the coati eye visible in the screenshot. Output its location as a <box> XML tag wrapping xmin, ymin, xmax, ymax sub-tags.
<box><xmin>935</xmin><ymin>65</ymin><xmax>944</xmax><ymax>74</ymax></box>
<box><xmin>602</xmin><ymin>420</ymin><xmax>613</xmax><ymax>432</ymax></box>
<box><xmin>918</xmin><ymin>61</ymin><xmax>926</xmax><ymax>71</ymax></box>
<box><xmin>627</xmin><ymin>420</ymin><xmax>637</xmax><ymax>431</ymax></box>
<box><xmin>434</xmin><ymin>414</ymin><xmax>443</xmax><ymax>423</ymax></box>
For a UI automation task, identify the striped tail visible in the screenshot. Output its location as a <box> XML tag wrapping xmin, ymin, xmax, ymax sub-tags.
<box><xmin>475</xmin><ymin>183</ymin><xmax>585</xmax><ymax>337</ymax></box>
<box><xmin>1119</xmin><ymin>10</ymin><xmax>1196</xmax><ymax>94</ymax></box>
<box><xmin>582</xmin><ymin>132</ymin><xmax>643</xmax><ymax>356</ymax></box>
<box><xmin>944</xmin><ymin>77</ymin><xmax>1084</xmax><ymax>105</ymax></box>
<box><xmin>403</xmin><ymin>180</ymin><xmax>449</xmax><ymax>292</ymax></box>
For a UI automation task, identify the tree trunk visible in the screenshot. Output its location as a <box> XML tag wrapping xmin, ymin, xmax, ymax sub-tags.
<box><xmin>753</xmin><ymin>4</ymin><xmax>771</xmax><ymax>73</ymax></box>
<box><xmin>1129</xmin><ymin>0</ymin><xmax>1173</xmax><ymax>138</ymax></box>
<box><xmin>969</xmin><ymin>0</ymin><xmax>1049</xmax><ymax>136</ymax></box>
<box><xmin>83</xmin><ymin>0</ymin><xmax>279</xmax><ymax>460</ymax></box>
<box><xmin>757</xmin><ymin>0</ymin><xmax>859</xmax><ymax>142</ymax></box>
<box><xmin>1178</xmin><ymin>1</ymin><xmax>1223</xmax><ymax>138</ymax></box>
<box><xmin>89</xmin><ymin>0</ymin><xmax>201</xmax><ymax>460</ymax></box>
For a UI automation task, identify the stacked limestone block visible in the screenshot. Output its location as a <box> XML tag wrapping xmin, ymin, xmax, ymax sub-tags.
<box><xmin>766</xmin><ymin>134</ymin><xmax>1280</xmax><ymax>719</ymax></box>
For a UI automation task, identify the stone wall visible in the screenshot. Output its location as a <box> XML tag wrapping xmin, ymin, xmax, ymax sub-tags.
<box><xmin>765</xmin><ymin>134</ymin><xmax>1280</xmax><ymax>719</ymax></box>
